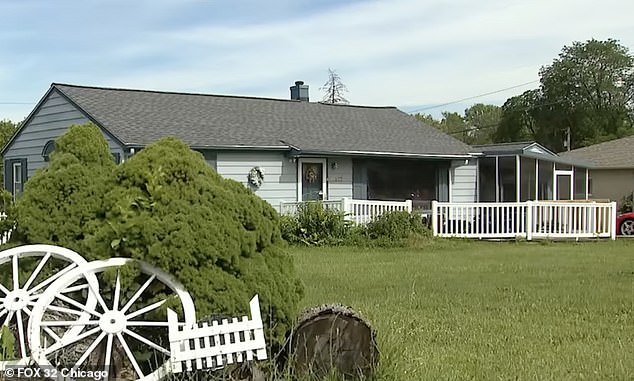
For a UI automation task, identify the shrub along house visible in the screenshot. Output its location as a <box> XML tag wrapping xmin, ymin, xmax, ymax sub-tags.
<box><xmin>2</xmin><ymin>82</ymin><xmax>480</xmax><ymax>216</ymax></box>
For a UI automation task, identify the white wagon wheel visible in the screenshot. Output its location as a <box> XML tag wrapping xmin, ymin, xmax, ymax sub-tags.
<box><xmin>0</xmin><ymin>244</ymin><xmax>97</xmax><ymax>366</ymax></box>
<box><xmin>29</xmin><ymin>257</ymin><xmax>196</xmax><ymax>381</ymax></box>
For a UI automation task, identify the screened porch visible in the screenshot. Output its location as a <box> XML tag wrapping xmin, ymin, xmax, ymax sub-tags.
<box><xmin>475</xmin><ymin>142</ymin><xmax>593</xmax><ymax>202</ymax></box>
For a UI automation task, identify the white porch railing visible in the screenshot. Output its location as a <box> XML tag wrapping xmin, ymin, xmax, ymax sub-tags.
<box><xmin>432</xmin><ymin>200</ymin><xmax>618</xmax><ymax>240</ymax></box>
<box><xmin>279</xmin><ymin>198</ymin><xmax>413</xmax><ymax>225</ymax></box>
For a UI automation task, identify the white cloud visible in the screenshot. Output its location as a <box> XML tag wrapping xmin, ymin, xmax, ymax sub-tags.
<box><xmin>3</xmin><ymin>0</ymin><xmax>634</xmax><ymax>121</ymax></box>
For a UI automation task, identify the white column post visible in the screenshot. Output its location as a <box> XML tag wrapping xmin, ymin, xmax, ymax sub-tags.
<box><xmin>535</xmin><ymin>159</ymin><xmax>539</xmax><ymax>200</ymax></box>
<box><xmin>516</xmin><ymin>155</ymin><xmax>521</xmax><ymax>202</ymax></box>
<box><xmin>342</xmin><ymin>198</ymin><xmax>350</xmax><ymax>221</ymax></box>
<box><xmin>610</xmin><ymin>201</ymin><xmax>617</xmax><ymax>240</ymax></box>
<box><xmin>405</xmin><ymin>199</ymin><xmax>413</xmax><ymax>213</ymax></box>
<box><xmin>432</xmin><ymin>200</ymin><xmax>438</xmax><ymax>236</ymax></box>
<box><xmin>526</xmin><ymin>200</ymin><xmax>533</xmax><ymax>241</ymax></box>
<box><xmin>585</xmin><ymin>168</ymin><xmax>590</xmax><ymax>200</ymax></box>
<box><xmin>495</xmin><ymin>156</ymin><xmax>500</xmax><ymax>202</ymax></box>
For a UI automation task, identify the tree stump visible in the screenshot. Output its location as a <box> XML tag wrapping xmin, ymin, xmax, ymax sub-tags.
<box><xmin>286</xmin><ymin>304</ymin><xmax>378</xmax><ymax>380</ymax></box>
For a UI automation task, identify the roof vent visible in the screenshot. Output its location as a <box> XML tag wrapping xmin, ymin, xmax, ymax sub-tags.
<box><xmin>290</xmin><ymin>81</ymin><xmax>309</xmax><ymax>101</ymax></box>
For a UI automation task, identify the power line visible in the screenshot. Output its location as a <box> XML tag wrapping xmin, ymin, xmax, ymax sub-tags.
<box><xmin>407</xmin><ymin>80</ymin><xmax>539</xmax><ymax>114</ymax></box>
<box><xmin>427</xmin><ymin>98</ymin><xmax>573</xmax><ymax>136</ymax></box>
<box><xmin>0</xmin><ymin>102</ymin><xmax>34</xmax><ymax>105</ymax></box>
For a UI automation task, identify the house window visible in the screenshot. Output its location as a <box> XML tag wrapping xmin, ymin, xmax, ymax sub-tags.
<box><xmin>13</xmin><ymin>162</ymin><xmax>23</xmax><ymax>200</ymax></box>
<box><xmin>4</xmin><ymin>158</ymin><xmax>27</xmax><ymax>200</ymax></box>
<box><xmin>42</xmin><ymin>140</ymin><xmax>55</xmax><ymax>162</ymax></box>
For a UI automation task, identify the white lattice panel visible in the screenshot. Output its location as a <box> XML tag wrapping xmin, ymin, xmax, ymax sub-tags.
<box><xmin>168</xmin><ymin>295</ymin><xmax>268</xmax><ymax>374</ymax></box>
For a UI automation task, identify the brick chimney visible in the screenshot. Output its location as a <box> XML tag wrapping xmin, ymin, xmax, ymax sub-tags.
<box><xmin>290</xmin><ymin>81</ymin><xmax>309</xmax><ymax>101</ymax></box>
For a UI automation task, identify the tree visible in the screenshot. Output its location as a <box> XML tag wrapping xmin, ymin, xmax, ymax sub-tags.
<box><xmin>540</xmin><ymin>38</ymin><xmax>634</xmax><ymax>149</ymax></box>
<box><xmin>320</xmin><ymin>68</ymin><xmax>349</xmax><ymax>104</ymax></box>
<box><xmin>463</xmin><ymin>103</ymin><xmax>502</xmax><ymax>145</ymax></box>
<box><xmin>10</xmin><ymin>123</ymin><xmax>304</xmax><ymax>348</ymax></box>
<box><xmin>414</xmin><ymin>105</ymin><xmax>500</xmax><ymax>145</ymax></box>
<box><xmin>496</xmin><ymin>38</ymin><xmax>634</xmax><ymax>151</ymax></box>
<box><xmin>413</xmin><ymin>113</ymin><xmax>441</xmax><ymax>128</ymax></box>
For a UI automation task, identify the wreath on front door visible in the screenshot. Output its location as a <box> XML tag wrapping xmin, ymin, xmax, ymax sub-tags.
<box><xmin>305</xmin><ymin>166</ymin><xmax>318</xmax><ymax>183</ymax></box>
<box><xmin>248</xmin><ymin>166</ymin><xmax>265</xmax><ymax>187</ymax></box>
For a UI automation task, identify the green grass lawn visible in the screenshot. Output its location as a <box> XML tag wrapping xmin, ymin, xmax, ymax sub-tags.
<box><xmin>290</xmin><ymin>240</ymin><xmax>634</xmax><ymax>380</ymax></box>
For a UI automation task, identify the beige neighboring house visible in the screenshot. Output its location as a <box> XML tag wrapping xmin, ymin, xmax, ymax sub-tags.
<box><xmin>560</xmin><ymin>135</ymin><xmax>634</xmax><ymax>208</ymax></box>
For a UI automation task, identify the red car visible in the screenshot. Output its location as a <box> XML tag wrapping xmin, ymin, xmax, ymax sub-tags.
<box><xmin>617</xmin><ymin>212</ymin><xmax>634</xmax><ymax>236</ymax></box>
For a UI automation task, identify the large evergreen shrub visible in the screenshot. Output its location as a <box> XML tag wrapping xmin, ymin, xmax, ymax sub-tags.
<box><xmin>12</xmin><ymin>123</ymin><xmax>115</xmax><ymax>252</ymax></box>
<box><xmin>11</xmin><ymin>124</ymin><xmax>303</xmax><ymax>347</ymax></box>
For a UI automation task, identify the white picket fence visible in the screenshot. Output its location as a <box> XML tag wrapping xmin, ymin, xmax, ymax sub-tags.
<box><xmin>168</xmin><ymin>295</ymin><xmax>268</xmax><ymax>374</ymax></box>
<box><xmin>0</xmin><ymin>212</ymin><xmax>10</xmax><ymax>245</ymax></box>
<box><xmin>279</xmin><ymin>198</ymin><xmax>413</xmax><ymax>224</ymax></box>
<box><xmin>432</xmin><ymin>200</ymin><xmax>618</xmax><ymax>240</ymax></box>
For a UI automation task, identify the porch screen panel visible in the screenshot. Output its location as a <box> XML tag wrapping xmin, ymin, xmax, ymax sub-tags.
<box><xmin>366</xmin><ymin>159</ymin><xmax>439</xmax><ymax>209</ymax></box>
<box><xmin>498</xmin><ymin>157</ymin><xmax>516</xmax><ymax>202</ymax></box>
<box><xmin>478</xmin><ymin>157</ymin><xmax>496</xmax><ymax>202</ymax></box>
<box><xmin>436</xmin><ymin>165</ymin><xmax>449</xmax><ymax>202</ymax></box>
<box><xmin>520</xmin><ymin>157</ymin><xmax>536</xmax><ymax>201</ymax></box>
<box><xmin>574</xmin><ymin>167</ymin><xmax>586</xmax><ymax>200</ymax></box>
<box><xmin>538</xmin><ymin>160</ymin><xmax>553</xmax><ymax>200</ymax></box>
<box><xmin>352</xmin><ymin>159</ymin><xmax>368</xmax><ymax>199</ymax></box>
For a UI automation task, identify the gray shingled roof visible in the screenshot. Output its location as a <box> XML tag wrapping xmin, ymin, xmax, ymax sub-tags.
<box><xmin>473</xmin><ymin>142</ymin><xmax>538</xmax><ymax>155</ymax></box>
<box><xmin>559</xmin><ymin>135</ymin><xmax>634</xmax><ymax>168</ymax></box>
<box><xmin>53</xmin><ymin>83</ymin><xmax>474</xmax><ymax>157</ymax></box>
<box><xmin>474</xmin><ymin>141</ymin><xmax>594</xmax><ymax>168</ymax></box>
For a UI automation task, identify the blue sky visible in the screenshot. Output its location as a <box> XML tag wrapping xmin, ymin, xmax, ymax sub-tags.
<box><xmin>1</xmin><ymin>0</ymin><xmax>633</xmax><ymax>122</ymax></box>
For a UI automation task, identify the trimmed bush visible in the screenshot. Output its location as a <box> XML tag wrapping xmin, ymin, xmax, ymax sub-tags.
<box><xmin>10</xmin><ymin>124</ymin><xmax>303</xmax><ymax>347</ymax></box>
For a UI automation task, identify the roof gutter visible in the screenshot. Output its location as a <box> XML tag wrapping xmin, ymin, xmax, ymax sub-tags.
<box><xmin>290</xmin><ymin>149</ymin><xmax>476</xmax><ymax>159</ymax></box>
<box><xmin>124</xmin><ymin>143</ymin><xmax>292</xmax><ymax>151</ymax></box>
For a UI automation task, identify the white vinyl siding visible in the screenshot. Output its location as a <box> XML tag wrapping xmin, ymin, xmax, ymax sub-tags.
<box><xmin>450</xmin><ymin>159</ymin><xmax>477</xmax><ymax>202</ymax></box>
<box><xmin>3</xmin><ymin>89</ymin><xmax>125</xmax><ymax>177</ymax></box>
<box><xmin>216</xmin><ymin>151</ymin><xmax>297</xmax><ymax>211</ymax></box>
<box><xmin>326</xmin><ymin>157</ymin><xmax>353</xmax><ymax>200</ymax></box>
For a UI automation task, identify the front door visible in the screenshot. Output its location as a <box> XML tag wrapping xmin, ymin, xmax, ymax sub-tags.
<box><xmin>301</xmin><ymin>161</ymin><xmax>325</xmax><ymax>201</ymax></box>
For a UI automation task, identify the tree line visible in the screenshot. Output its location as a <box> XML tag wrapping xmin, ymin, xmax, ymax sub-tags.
<box><xmin>414</xmin><ymin>38</ymin><xmax>634</xmax><ymax>152</ymax></box>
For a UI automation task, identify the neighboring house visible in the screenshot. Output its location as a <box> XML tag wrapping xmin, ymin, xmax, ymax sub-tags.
<box><xmin>2</xmin><ymin>82</ymin><xmax>480</xmax><ymax>211</ymax></box>
<box><xmin>559</xmin><ymin>135</ymin><xmax>634</xmax><ymax>206</ymax></box>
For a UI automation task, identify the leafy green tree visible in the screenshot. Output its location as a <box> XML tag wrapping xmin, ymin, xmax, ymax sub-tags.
<box><xmin>463</xmin><ymin>103</ymin><xmax>502</xmax><ymax>144</ymax></box>
<box><xmin>413</xmin><ymin>113</ymin><xmax>441</xmax><ymax>128</ymax></box>
<box><xmin>495</xmin><ymin>89</ymin><xmax>543</xmax><ymax>143</ymax></box>
<box><xmin>496</xmin><ymin>39</ymin><xmax>634</xmax><ymax>151</ymax></box>
<box><xmin>414</xmin><ymin>105</ymin><xmax>500</xmax><ymax>145</ymax></box>
<box><xmin>11</xmin><ymin>123</ymin><xmax>303</xmax><ymax>347</ymax></box>
<box><xmin>438</xmin><ymin>111</ymin><xmax>469</xmax><ymax>142</ymax></box>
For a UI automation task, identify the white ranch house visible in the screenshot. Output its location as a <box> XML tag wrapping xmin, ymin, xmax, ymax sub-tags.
<box><xmin>2</xmin><ymin>82</ymin><xmax>615</xmax><ymax>240</ymax></box>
